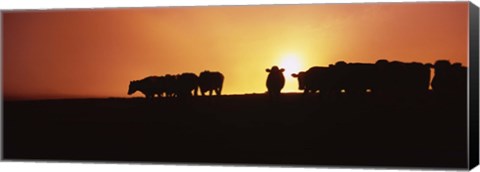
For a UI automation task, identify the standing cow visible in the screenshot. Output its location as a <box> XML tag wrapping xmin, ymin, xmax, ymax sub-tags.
<box><xmin>198</xmin><ymin>71</ymin><xmax>224</xmax><ymax>96</ymax></box>
<box><xmin>431</xmin><ymin>60</ymin><xmax>467</xmax><ymax>98</ymax></box>
<box><xmin>376</xmin><ymin>60</ymin><xmax>432</xmax><ymax>99</ymax></box>
<box><xmin>175</xmin><ymin>73</ymin><xmax>199</xmax><ymax>97</ymax></box>
<box><xmin>291</xmin><ymin>66</ymin><xmax>333</xmax><ymax>96</ymax></box>
<box><xmin>164</xmin><ymin>74</ymin><xmax>177</xmax><ymax>97</ymax></box>
<box><xmin>128</xmin><ymin>76</ymin><xmax>165</xmax><ymax>99</ymax></box>
<box><xmin>266</xmin><ymin>66</ymin><xmax>285</xmax><ymax>98</ymax></box>
<box><xmin>333</xmin><ymin>62</ymin><xmax>378</xmax><ymax>97</ymax></box>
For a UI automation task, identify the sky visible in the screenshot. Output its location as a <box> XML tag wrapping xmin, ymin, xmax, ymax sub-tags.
<box><xmin>2</xmin><ymin>2</ymin><xmax>469</xmax><ymax>100</ymax></box>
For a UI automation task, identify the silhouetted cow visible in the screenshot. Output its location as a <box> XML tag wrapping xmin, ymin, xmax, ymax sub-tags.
<box><xmin>266</xmin><ymin>66</ymin><xmax>285</xmax><ymax>98</ymax></box>
<box><xmin>374</xmin><ymin>60</ymin><xmax>432</xmax><ymax>99</ymax></box>
<box><xmin>452</xmin><ymin>63</ymin><xmax>467</xmax><ymax>94</ymax></box>
<box><xmin>128</xmin><ymin>76</ymin><xmax>165</xmax><ymax>99</ymax></box>
<box><xmin>432</xmin><ymin>60</ymin><xmax>454</xmax><ymax>95</ymax></box>
<box><xmin>293</xmin><ymin>60</ymin><xmax>433</xmax><ymax>99</ymax></box>
<box><xmin>198</xmin><ymin>71</ymin><xmax>224</xmax><ymax>96</ymax></box>
<box><xmin>291</xmin><ymin>66</ymin><xmax>333</xmax><ymax>96</ymax></box>
<box><xmin>175</xmin><ymin>73</ymin><xmax>199</xmax><ymax>97</ymax></box>
<box><xmin>292</xmin><ymin>61</ymin><xmax>377</xmax><ymax>98</ymax></box>
<box><xmin>164</xmin><ymin>74</ymin><xmax>177</xmax><ymax>97</ymax></box>
<box><xmin>404</xmin><ymin>62</ymin><xmax>432</xmax><ymax>94</ymax></box>
<box><xmin>330</xmin><ymin>62</ymin><xmax>378</xmax><ymax>96</ymax></box>
<box><xmin>432</xmin><ymin>60</ymin><xmax>467</xmax><ymax>98</ymax></box>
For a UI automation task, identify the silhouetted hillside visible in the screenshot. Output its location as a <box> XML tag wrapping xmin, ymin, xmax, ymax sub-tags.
<box><xmin>3</xmin><ymin>93</ymin><xmax>467</xmax><ymax>169</ymax></box>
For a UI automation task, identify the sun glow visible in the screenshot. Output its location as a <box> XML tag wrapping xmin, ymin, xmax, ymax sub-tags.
<box><xmin>278</xmin><ymin>53</ymin><xmax>304</xmax><ymax>93</ymax></box>
<box><xmin>279</xmin><ymin>53</ymin><xmax>302</xmax><ymax>80</ymax></box>
<box><xmin>2</xmin><ymin>3</ymin><xmax>468</xmax><ymax>99</ymax></box>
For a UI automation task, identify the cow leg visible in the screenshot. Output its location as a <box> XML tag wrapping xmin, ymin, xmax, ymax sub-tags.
<box><xmin>272</xmin><ymin>89</ymin><xmax>280</xmax><ymax>98</ymax></box>
<box><xmin>209</xmin><ymin>90</ymin><xmax>213</xmax><ymax>96</ymax></box>
<box><xmin>276</xmin><ymin>90</ymin><xmax>281</xmax><ymax>98</ymax></box>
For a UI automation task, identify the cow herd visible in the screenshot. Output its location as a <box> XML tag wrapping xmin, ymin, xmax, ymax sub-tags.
<box><xmin>129</xmin><ymin>59</ymin><xmax>466</xmax><ymax>100</ymax></box>
<box><xmin>128</xmin><ymin>71</ymin><xmax>224</xmax><ymax>99</ymax></box>
<box><xmin>288</xmin><ymin>59</ymin><xmax>467</xmax><ymax>99</ymax></box>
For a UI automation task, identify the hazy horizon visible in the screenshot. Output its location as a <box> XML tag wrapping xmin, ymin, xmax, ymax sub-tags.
<box><xmin>3</xmin><ymin>2</ymin><xmax>469</xmax><ymax>100</ymax></box>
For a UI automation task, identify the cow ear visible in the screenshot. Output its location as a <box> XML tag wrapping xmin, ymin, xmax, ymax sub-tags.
<box><xmin>291</xmin><ymin>73</ymin><xmax>298</xmax><ymax>77</ymax></box>
<box><xmin>280</xmin><ymin>68</ymin><xmax>285</xmax><ymax>72</ymax></box>
<box><xmin>266</xmin><ymin>69</ymin><xmax>271</xmax><ymax>72</ymax></box>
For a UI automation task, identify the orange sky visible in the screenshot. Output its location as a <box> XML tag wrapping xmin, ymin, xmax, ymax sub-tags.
<box><xmin>2</xmin><ymin>2</ymin><xmax>469</xmax><ymax>100</ymax></box>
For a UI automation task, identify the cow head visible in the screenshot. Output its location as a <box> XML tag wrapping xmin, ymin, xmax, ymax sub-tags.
<box><xmin>266</xmin><ymin>66</ymin><xmax>285</xmax><ymax>73</ymax></box>
<box><xmin>291</xmin><ymin>72</ymin><xmax>306</xmax><ymax>90</ymax></box>
<box><xmin>375</xmin><ymin>59</ymin><xmax>389</xmax><ymax>69</ymax></box>
<box><xmin>335</xmin><ymin>61</ymin><xmax>347</xmax><ymax>66</ymax></box>
<box><xmin>375</xmin><ymin>59</ymin><xmax>389</xmax><ymax>65</ymax></box>
<box><xmin>434</xmin><ymin>60</ymin><xmax>451</xmax><ymax>69</ymax></box>
<box><xmin>452</xmin><ymin>63</ymin><xmax>463</xmax><ymax>68</ymax></box>
<box><xmin>128</xmin><ymin>81</ymin><xmax>139</xmax><ymax>95</ymax></box>
<box><xmin>433</xmin><ymin>60</ymin><xmax>453</xmax><ymax>76</ymax></box>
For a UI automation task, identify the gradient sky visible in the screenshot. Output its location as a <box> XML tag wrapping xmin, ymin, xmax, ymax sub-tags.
<box><xmin>2</xmin><ymin>2</ymin><xmax>469</xmax><ymax>100</ymax></box>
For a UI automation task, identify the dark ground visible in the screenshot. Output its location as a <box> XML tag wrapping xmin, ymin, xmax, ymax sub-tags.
<box><xmin>3</xmin><ymin>93</ymin><xmax>468</xmax><ymax>169</ymax></box>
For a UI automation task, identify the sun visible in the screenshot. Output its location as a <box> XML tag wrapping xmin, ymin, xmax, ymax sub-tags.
<box><xmin>279</xmin><ymin>53</ymin><xmax>302</xmax><ymax>79</ymax></box>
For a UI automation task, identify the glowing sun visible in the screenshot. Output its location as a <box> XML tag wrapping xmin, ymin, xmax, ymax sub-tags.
<box><xmin>279</xmin><ymin>53</ymin><xmax>302</xmax><ymax>79</ymax></box>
